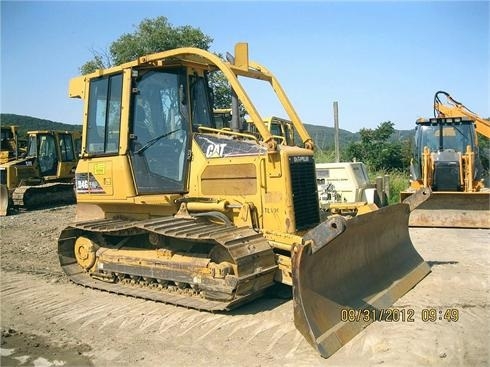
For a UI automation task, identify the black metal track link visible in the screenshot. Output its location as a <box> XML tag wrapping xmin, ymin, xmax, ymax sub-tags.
<box><xmin>58</xmin><ymin>216</ymin><xmax>278</xmax><ymax>312</ymax></box>
<box><xmin>12</xmin><ymin>183</ymin><xmax>75</xmax><ymax>208</ymax></box>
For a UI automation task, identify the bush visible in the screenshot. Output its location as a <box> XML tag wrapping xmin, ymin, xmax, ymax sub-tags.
<box><xmin>369</xmin><ymin>170</ymin><xmax>410</xmax><ymax>205</ymax></box>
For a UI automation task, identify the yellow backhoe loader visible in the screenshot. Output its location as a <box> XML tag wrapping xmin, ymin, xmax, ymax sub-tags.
<box><xmin>401</xmin><ymin>91</ymin><xmax>490</xmax><ymax>228</ymax></box>
<box><xmin>0</xmin><ymin>130</ymin><xmax>81</xmax><ymax>215</ymax></box>
<box><xmin>59</xmin><ymin>43</ymin><xmax>431</xmax><ymax>358</ymax></box>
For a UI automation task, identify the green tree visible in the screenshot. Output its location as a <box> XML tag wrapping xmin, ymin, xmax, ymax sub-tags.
<box><xmin>209</xmin><ymin>71</ymin><xmax>234</xmax><ymax>109</ymax></box>
<box><xmin>346</xmin><ymin>121</ymin><xmax>406</xmax><ymax>171</ymax></box>
<box><xmin>79</xmin><ymin>54</ymin><xmax>106</xmax><ymax>75</ymax></box>
<box><xmin>80</xmin><ymin>16</ymin><xmax>213</xmax><ymax>74</ymax></box>
<box><xmin>80</xmin><ymin>16</ymin><xmax>237</xmax><ymax>115</ymax></box>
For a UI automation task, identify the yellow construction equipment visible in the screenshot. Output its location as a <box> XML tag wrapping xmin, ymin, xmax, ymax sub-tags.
<box><xmin>0</xmin><ymin>130</ymin><xmax>81</xmax><ymax>215</ymax></box>
<box><xmin>0</xmin><ymin>126</ymin><xmax>26</xmax><ymax>163</ymax></box>
<box><xmin>213</xmin><ymin>111</ymin><xmax>386</xmax><ymax>217</ymax></box>
<box><xmin>58</xmin><ymin>43</ymin><xmax>430</xmax><ymax>358</ymax></box>
<box><xmin>245</xmin><ymin>116</ymin><xmax>296</xmax><ymax>146</ymax></box>
<box><xmin>213</xmin><ymin>109</ymin><xmax>296</xmax><ymax>146</ymax></box>
<box><xmin>401</xmin><ymin>91</ymin><xmax>490</xmax><ymax>228</ymax></box>
<box><xmin>211</xmin><ymin>108</ymin><xmax>234</xmax><ymax>129</ymax></box>
<box><xmin>434</xmin><ymin>90</ymin><xmax>490</xmax><ymax>138</ymax></box>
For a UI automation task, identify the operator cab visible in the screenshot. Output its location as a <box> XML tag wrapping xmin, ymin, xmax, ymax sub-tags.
<box><xmin>84</xmin><ymin>66</ymin><xmax>214</xmax><ymax>195</ymax></box>
<box><xmin>27</xmin><ymin>132</ymin><xmax>78</xmax><ymax>177</ymax></box>
<box><xmin>412</xmin><ymin>117</ymin><xmax>481</xmax><ymax>191</ymax></box>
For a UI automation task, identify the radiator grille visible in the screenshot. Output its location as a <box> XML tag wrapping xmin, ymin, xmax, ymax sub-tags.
<box><xmin>433</xmin><ymin>161</ymin><xmax>461</xmax><ymax>191</ymax></box>
<box><xmin>289</xmin><ymin>156</ymin><xmax>320</xmax><ymax>230</ymax></box>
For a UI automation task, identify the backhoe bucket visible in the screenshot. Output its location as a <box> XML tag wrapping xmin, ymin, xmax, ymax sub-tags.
<box><xmin>404</xmin><ymin>191</ymin><xmax>490</xmax><ymax>228</ymax></box>
<box><xmin>292</xmin><ymin>189</ymin><xmax>431</xmax><ymax>358</ymax></box>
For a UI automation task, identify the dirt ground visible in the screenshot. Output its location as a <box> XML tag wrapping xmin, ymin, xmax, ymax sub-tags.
<box><xmin>0</xmin><ymin>204</ymin><xmax>489</xmax><ymax>366</ymax></box>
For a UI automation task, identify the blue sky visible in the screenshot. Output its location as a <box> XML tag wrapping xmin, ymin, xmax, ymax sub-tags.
<box><xmin>1</xmin><ymin>1</ymin><xmax>489</xmax><ymax>132</ymax></box>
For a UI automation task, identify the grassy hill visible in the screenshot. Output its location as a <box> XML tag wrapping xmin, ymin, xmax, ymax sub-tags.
<box><xmin>1</xmin><ymin>113</ymin><xmax>414</xmax><ymax>150</ymax></box>
<box><xmin>303</xmin><ymin>122</ymin><xmax>413</xmax><ymax>151</ymax></box>
<box><xmin>0</xmin><ymin>114</ymin><xmax>82</xmax><ymax>136</ymax></box>
<box><xmin>302</xmin><ymin>123</ymin><xmax>358</xmax><ymax>150</ymax></box>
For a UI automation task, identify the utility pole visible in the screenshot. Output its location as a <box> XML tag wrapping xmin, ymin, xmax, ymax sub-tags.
<box><xmin>333</xmin><ymin>101</ymin><xmax>340</xmax><ymax>163</ymax></box>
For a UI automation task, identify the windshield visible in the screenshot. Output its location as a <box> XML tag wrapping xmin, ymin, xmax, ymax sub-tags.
<box><xmin>27</xmin><ymin>135</ymin><xmax>37</xmax><ymax>157</ymax></box>
<box><xmin>270</xmin><ymin>122</ymin><xmax>282</xmax><ymax>137</ymax></box>
<box><xmin>418</xmin><ymin>123</ymin><xmax>475</xmax><ymax>153</ymax></box>
<box><xmin>1</xmin><ymin>129</ymin><xmax>13</xmax><ymax>140</ymax></box>
<box><xmin>130</xmin><ymin>68</ymin><xmax>189</xmax><ymax>194</ymax></box>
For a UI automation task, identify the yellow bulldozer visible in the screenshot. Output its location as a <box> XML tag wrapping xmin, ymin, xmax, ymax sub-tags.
<box><xmin>0</xmin><ymin>130</ymin><xmax>81</xmax><ymax>215</ymax></box>
<box><xmin>1</xmin><ymin>125</ymin><xmax>27</xmax><ymax>163</ymax></box>
<box><xmin>213</xmin><ymin>109</ymin><xmax>297</xmax><ymax>146</ymax></box>
<box><xmin>59</xmin><ymin>43</ymin><xmax>431</xmax><ymax>358</ymax></box>
<box><xmin>401</xmin><ymin>91</ymin><xmax>490</xmax><ymax>228</ymax></box>
<box><xmin>246</xmin><ymin>116</ymin><xmax>296</xmax><ymax>146</ymax></box>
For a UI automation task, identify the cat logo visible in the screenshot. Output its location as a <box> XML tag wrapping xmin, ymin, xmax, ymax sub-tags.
<box><xmin>205</xmin><ymin>143</ymin><xmax>227</xmax><ymax>158</ymax></box>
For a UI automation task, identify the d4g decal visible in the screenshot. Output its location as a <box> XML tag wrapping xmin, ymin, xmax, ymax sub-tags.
<box><xmin>75</xmin><ymin>173</ymin><xmax>106</xmax><ymax>194</ymax></box>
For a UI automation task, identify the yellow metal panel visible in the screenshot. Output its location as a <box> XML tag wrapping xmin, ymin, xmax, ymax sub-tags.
<box><xmin>234</xmin><ymin>43</ymin><xmax>249</xmax><ymax>71</ymax></box>
<box><xmin>68</xmin><ymin>76</ymin><xmax>86</xmax><ymax>99</ymax></box>
<box><xmin>119</xmin><ymin>69</ymin><xmax>132</xmax><ymax>154</ymax></box>
<box><xmin>87</xmin><ymin>161</ymin><xmax>113</xmax><ymax>196</ymax></box>
<box><xmin>57</xmin><ymin>161</ymin><xmax>76</xmax><ymax>179</ymax></box>
<box><xmin>76</xmin><ymin>156</ymin><xmax>135</xmax><ymax>199</ymax></box>
<box><xmin>201</xmin><ymin>164</ymin><xmax>257</xmax><ymax>196</ymax></box>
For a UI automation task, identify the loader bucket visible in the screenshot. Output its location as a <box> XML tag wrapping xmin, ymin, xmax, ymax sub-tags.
<box><xmin>292</xmin><ymin>191</ymin><xmax>431</xmax><ymax>358</ymax></box>
<box><xmin>0</xmin><ymin>184</ymin><xmax>9</xmax><ymax>216</ymax></box>
<box><xmin>404</xmin><ymin>191</ymin><xmax>490</xmax><ymax>228</ymax></box>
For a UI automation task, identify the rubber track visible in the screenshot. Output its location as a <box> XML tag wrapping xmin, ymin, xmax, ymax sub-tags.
<box><xmin>58</xmin><ymin>217</ymin><xmax>278</xmax><ymax>312</ymax></box>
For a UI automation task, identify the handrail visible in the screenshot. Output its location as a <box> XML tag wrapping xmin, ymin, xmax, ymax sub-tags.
<box><xmin>197</xmin><ymin>126</ymin><xmax>258</xmax><ymax>141</ymax></box>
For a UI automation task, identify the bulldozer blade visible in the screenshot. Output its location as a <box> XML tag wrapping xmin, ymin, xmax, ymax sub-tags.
<box><xmin>292</xmin><ymin>199</ymin><xmax>430</xmax><ymax>358</ymax></box>
<box><xmin>405</xmin><ymin>191</ymin><xmax>490</xmax><ymax>228</ymax></box>
<box><xmin>0</xmin><ymin>184</ymin><xmax>9</xmax><ymax>216</ymax></box>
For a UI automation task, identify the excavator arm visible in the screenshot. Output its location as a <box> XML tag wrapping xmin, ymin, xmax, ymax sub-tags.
<box><xmin>434</xmin><ymin>91</ymin><xmax>490</xmax><ymax>138</ymax></box>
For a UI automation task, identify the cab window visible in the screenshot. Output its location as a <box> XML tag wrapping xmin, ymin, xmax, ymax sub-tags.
<box><xmin>190</xmin><ymin>74</ymin><xmax>213</xmax><ymax>130</ymax></box>
<box><xmin>86</xmin><ymin>73</ymin><xmax>122</xmax><ymax>154</ymax></box>
<box><xmin>59</xmin><ymin>134</ymin><xmax>75</xmax><ymax>161</ymax></box>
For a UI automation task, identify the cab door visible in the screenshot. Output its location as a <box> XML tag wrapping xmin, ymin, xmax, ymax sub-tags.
<box><xmin>129</xmin><ymin>68</ymin><xmax>190</xmax><ymax>194</ymax></box>
<box><xmin>36</xmin><ymin>133</ymin><xmax>59</xmax><ymax>176</ymax></box>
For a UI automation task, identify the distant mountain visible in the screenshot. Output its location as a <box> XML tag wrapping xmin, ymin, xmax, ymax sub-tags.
<box><xmin>301</xmin><ymin>123</ymin><xmax>359</xmax><ymax>150</ymax></box>
<box><xmin>389</xmin><ymin>129</ymin><xmax>415</xmax><ymax>141</ymax></box>
<box><xmin>301</xmin><ymin>123</ymin><xmax>414</xmax><ymax>150</ymax></box>
<box><xmin>0</xmin><ymin>113</ymin><xmax>414</xmax><ymax>149</ymax></box>
<box><xmin>0</xmin><ymin>114</ymin><xmax>82</xmax><ymax>136</ymax></box>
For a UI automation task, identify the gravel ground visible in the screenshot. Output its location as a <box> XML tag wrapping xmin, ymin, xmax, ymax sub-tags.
<box><xmin>1</xmin><ymin>205</ymin><xmax>488</xmax><ymax>366</ymax></box>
